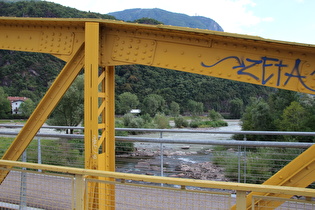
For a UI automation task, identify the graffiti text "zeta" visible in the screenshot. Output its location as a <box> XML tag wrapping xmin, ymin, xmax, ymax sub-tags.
<box><xmin>201</xmin><ymin>56</ymin><xmax>315</xmax><ymax>92</ymax></box>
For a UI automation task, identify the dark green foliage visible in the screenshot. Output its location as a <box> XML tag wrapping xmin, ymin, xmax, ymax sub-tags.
<box><xmin>0</xmin><ymin>1</ymin><xmax>116</xmax><ymax>19</ymax></box>
<box><xmin>174</xmin><ymin>115</ymin><xmax>189</xmax><ymax>128</ymax></box>
<box><xmin>0</xmin><ymin>1</ymin><xmax>115</xmax><ymax>100</ymax></box>
<box><xmin>229</xmin><ymin>98</ymin><xmax>244</xmax><ymax>119</ymax></box>
<box><xmin>115</xmin><ymin>141</ymin><xmax>134</xmax><ymax>155</ymax></box>
<box><xmin>153</xmin><ymin>113</ymin><xmax>170</xmax><ymax>129</ymax></box>
<box><xmin>208</xmin><ymin>109</ymin><xmax>223</xmax><ymax>121</ymax></box>
<box><xmin>0</xmin><ymin>51</ymin><xmax>65</xmax><ymax>99</ymax></box>
<box><xmin>0</xmin><ymin>87</ymin><xmax>11</xmax><ymax>118</ymax></box>
<box><xmin>46</xmin><ymin>75</ymin><xmax>84</xmax><ymax>132</ymax></box>
<box><xmin>19</xmin><ymin>98</ymin><xmax>35</xmax><ymax>117</ymax></box>
<box><xmin>115</xmin><ymin>65</ymin><xmax>270</xmax><ymax>115</ymax></box>
<box><xmin>117</xmin><ymin>92</ymin><xmax>139</xmax><ymax>114</ymax></box>
<box><xmin>141</xmin><ymin>94</ymin><xmax>166</xmax><ymax>117</ymax></box>
<box><xmin>133</xmin><ymin>17</ymin><xmax>163</xmax><ymax>25</ymax></box>
<box><xmin>169</xmin><ymin>101</ymin><xmax>180</xmax><ymax>117</ymax></box>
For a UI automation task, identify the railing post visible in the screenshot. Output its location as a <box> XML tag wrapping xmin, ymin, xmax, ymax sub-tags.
<box><xmin>243</xmin><ymin>134</ymin><xmax>247</xmax><ymax>183</ymax></box>
<box><xmin>237</xmin><ymin>144</ymin><xmax>241</xmax><ymax>183</ymax></box>
<box><xmin>236</xmin><ymin>190</ymin><xmax>247</xmax><ymax>210</ymax></box>
<box><xmin>37</xmin><ymin>129</ymin><xmax>42</xmax><ymax>172</ymax></box>
<box><xmin>20</xmin><ymin>150</ymin><xmax>27</xmax><ymax>210</ymax></box>
<box><xmin>160</xmin><ymin>131</ymin><xmax>164</xmax><ymax>187</ymax></box>
<box><xmin>75</xmin><ymin>174</ymin><xmax>85</xmax><ymax>209</ymax></box>
<box><xmin>160</xmin><ymin>132</ymin><xmax>164</xmax><ymax>177</ymax></box>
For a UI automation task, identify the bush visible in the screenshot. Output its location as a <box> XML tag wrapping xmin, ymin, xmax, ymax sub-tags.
<box><xmin>115</xmin><ymin>141</ymin><xmax>134</xmax><ymax>155</ymax></box>
<box><xmin>154</xmin><ymin>113</ymin><xmax>170</xmax><ymax>129</ymax></box>
<box><xmin>189</xmin><ymin>119</ymin><xmax>201</xmax><ymax>128</ymax></box>
<box><xmin>174</xmin><ymin>115</ymin><xmax>189</xmax><ymax>128</ymax></box>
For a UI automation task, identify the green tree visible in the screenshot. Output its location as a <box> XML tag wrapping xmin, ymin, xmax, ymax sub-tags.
<box><xmin>142</xmin><ymin>94</ymin><xmax>165</xmax><ymax>117</ymax></box>
<box><xmin>133</xmin><ymin>17</ymin><xmax>163</xmax><ymax>25</ymax></box>
<box><xmin>268</xmin><ymin>89</ymin><xmax>298</xmax><ymax>122</ymax></box>
<box><xmin>279</xmin><ymin>101</ymin><xmax>306</xmax><ymax>132</ymax></box>
<box><xmin>241</xmin><ymin>97</ymin><xmax>274</xmax><ymax>135</ymax></box>
<box><xmin>187</xmin><ymin>100</ymin><xmax>204</xmax><ymax>116</ymax></box>
<box><xmin>47</xmin><ymin>75</ymin><xmax>84</xmax><ymax>133</ymax></box>
<box><xmin>19</xmin><ymin>98</ymin><xmax>35</xmax><ymax>117</ymax></box>
<box><xmin>229</xmin><ymin>98</ymin><xmax>244</xmax><ymax>119</ymax></box>
<box><xmin>0</xmin><ymin>87</ymin><xmax>11</xmax><ymax>118</ymax></box>
<box><xmin>169</xmin><ymin>101</ymin><xmax>180</xmax><ymax>117</ymax></box>
<box><xmin>117</xmin><ymin>92</ymin><xmax>139</xmax><ymax>114</ymax></box>
<box><xmin>208</xmin><ymin>109</ymin><xmax>223</xmax><ymax>121</ymax></box>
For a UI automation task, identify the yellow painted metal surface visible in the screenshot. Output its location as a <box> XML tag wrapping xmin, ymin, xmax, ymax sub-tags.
<box><xmin>0</xmin><ymin>17</ymin><xmax>315</xmax><ymax>209</ymax></box>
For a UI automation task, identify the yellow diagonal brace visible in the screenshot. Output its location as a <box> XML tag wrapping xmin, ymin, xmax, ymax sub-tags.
<box><xmin>0</xmin><ymin>43</ymin><xmax>84</xmax><ymax>183</ymax></box>
<box><xmin>231</xmin><ymin>144</ymin><xmax>315</xmax><ymax>210</ymax></box>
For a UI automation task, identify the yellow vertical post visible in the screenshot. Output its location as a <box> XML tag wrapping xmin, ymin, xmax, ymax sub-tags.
<box><xmin>84</xmin><ymin>22</ymin><xmax>100</xmax><ymax>208</ymax></box>
<box><xmin>236</xmin><ymin>190</ymin><xmax>247</xmax><ymax>210</ymax></box>
<box><xmin>104</xmin><ymin>66</ymin><xmax>115</xmax><ymax>208</ymax></box>
<box><xmin>97</xmin><ymin>66</ymin><xmax>116</xmax><ymax>209</ymax></box>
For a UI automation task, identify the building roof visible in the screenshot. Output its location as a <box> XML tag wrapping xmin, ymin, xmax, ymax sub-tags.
<box><xmin>7</xmin><ymin>96</ymin><xmax>28</xmax><ymax>103</ymax></box>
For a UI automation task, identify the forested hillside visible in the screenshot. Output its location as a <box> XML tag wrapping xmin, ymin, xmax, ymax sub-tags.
<box><xmin>0</xmin><ymin>1</ymin><xmax>271</xmax><ymax>117</ymax></box>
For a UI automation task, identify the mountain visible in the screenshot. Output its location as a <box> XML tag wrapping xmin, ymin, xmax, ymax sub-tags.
<box><xmin>109</xmin><ymin>8</ymin><xmax>224</xmax><ymax>32</ymax></box>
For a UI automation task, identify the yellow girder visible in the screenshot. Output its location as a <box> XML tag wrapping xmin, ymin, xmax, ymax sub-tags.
<box><xmin>0</xmin><ymin>17</ymin><xmax>315</xmax><ymax>209</ymax></box>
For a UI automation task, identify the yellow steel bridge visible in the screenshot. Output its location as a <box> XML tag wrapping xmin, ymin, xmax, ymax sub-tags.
<box><xmin>0</xmin><ymin>17</ymin><xmax>315</xmax><ymax>209</ymax></box>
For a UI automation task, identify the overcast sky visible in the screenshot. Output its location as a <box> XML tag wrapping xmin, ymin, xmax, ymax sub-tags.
<box><xmin>48</xmin><ymin>0</ymin><xmax>315</xmax><ymax>44</ymax></box>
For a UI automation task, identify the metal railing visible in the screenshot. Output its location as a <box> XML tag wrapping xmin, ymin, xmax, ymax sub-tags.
<box><xmin>1</xmin><ymin>160</ymin><xmax>315</xmax><ymax>209</ymax></box>
<box><xmin>1</xmin><ymin>124</ymin><xmax>315</xmax><ymax>209</ymax></box>
<box><xmin>0</xmin><ymin>124</ymin><xmax>314</xmax><ymax>184</ymax></box>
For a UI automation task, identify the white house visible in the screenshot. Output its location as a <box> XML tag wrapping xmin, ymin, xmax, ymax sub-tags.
<box><xmin>7</xmin><ymin>96</ymin><xmax>28</xmax><ymax>115</ymax></box>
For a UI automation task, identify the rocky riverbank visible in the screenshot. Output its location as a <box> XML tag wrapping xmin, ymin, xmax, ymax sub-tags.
<box><xmin>117</xmin><ymin>148</ymin><xmax>228</xmax><ymax>181</ymax></box>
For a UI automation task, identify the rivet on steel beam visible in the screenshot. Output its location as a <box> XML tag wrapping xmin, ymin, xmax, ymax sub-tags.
<box><xmin>279</xmin><ymin>176</ymin><xmax>283</xmax><ymax>179</ymax></box>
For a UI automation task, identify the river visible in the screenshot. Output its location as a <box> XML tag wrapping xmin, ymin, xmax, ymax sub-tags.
<box><xmin>116</xmin><ymin>120</ymin><xmax>241</xmax><ymax>177</ymax></box>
